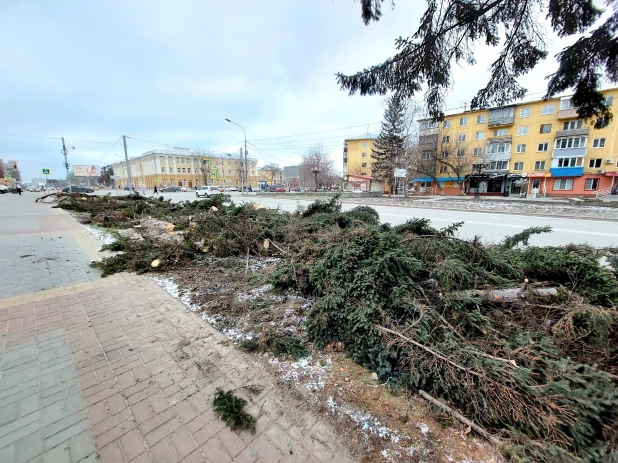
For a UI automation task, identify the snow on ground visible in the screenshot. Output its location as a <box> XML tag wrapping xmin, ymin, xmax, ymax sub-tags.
<box><xmin>82</xmin><ymin>224</ymin><xmax>117</xmax><ymax>245</ymax></box>
<box><xmin>152</xmin><ymin>276</ymin><xmax>201</xmax><ymax>312</ymax></box>
<box><xmin>269</xmin><ymin>355</ymin><xmax>332</xmax><ymax>395</ymax></box>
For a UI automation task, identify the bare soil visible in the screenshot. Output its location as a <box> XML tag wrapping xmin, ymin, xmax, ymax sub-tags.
<box><xmin>152</xmin><ymin>256</ymin><xmax>504</xmax><ymax>463</ymax></box>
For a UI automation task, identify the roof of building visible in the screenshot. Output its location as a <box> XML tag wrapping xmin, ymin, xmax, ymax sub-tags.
<box><xmin>344</xmin><ymin>132</ymin><xmax>379</xmax><ymax>141</ymax></box>
<box><xmin>417</xmin><ymin>85</ymin><xmax>618</xmax><ymax>121</ymax></box>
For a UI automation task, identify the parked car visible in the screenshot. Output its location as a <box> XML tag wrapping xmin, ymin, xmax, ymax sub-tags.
<box><xmin>275</xmin><ymin>187</ymin><xmax>286</xmax><ymax>192</ymax></box>
<box><xmin>62</xmin><ymin>186</ymin><xmax>95</xmax><ymax>193</ymax></box>
<box><xmin>195</xmin><ymin>186</ymin><xmax>221</xmax><ymax>198</ymax></box>
<box><xmin>161</xmin><ymin>186</ymin><xmax>182</xmax><ymax>192</ymax></box>
<box><xmin>294</xmin><ymin>187</ymin><xmax>302</xmax><ymax>192</ymax></box>
<box><xmin>123</xmin><ymin>185</ymin><xmax>135</xmax><ymax>191</ymax></box>
<box><xmin>0</xmin><ymin>185</ymin><xmax>8</xmax><ymax>194</ymax></box>
<box><xmin>228</xmin><ymin>186</ymin><xmax>239</xmax><ymax>192</ymax></box>
<box><xmin>180</xmin><ymin>187</ymin><xmax>187</xmax><ymax>192</ymax></box>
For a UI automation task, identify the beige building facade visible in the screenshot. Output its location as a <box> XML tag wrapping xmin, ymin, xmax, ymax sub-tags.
<box><xmin>109</xmin><ymin>148</ymin><xmax>258</xmax><ymax>190</ymax></box>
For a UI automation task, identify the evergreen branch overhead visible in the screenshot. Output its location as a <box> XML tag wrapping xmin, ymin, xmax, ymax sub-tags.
<box><xmin>339</xmin><ymin>0</ymin><xmax>615</xmax><ymax>127</ymax></box>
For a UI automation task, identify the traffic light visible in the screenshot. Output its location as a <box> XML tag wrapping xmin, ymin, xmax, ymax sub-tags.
<box><xmin>13</xmin><ymin>162</ymin><xmax>17</xmax><ymax>168</ymax></box>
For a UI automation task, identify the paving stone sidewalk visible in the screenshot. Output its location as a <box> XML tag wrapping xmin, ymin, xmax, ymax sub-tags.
<box><xmin>0</xmin><ymin>195</ymin><xmax>353</xmax><ymax>463</ymax></box>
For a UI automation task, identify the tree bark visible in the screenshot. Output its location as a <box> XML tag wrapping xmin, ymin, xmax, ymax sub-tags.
<box><xmin>462</xmin><ymin>287</ymin><xmax>557</xmax><ymax>302</ymax></box>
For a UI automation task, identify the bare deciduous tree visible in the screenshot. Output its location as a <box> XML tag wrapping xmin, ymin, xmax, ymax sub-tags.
<box><xmin>301</xmin><ymin>144</ymin><xmax>337</xmax><ymax>190</ymax></box>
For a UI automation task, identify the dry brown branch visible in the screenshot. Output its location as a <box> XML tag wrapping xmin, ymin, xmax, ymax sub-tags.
<box><xmin>418</xmin><ymin>390</ymin><xmax>502</xmax><ymax>445</ymax></box>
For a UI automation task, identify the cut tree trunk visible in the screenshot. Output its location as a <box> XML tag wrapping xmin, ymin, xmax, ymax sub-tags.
<box><xmin>463</xmin><ymin>287</ymin><xmax>558</xmax><ymax>302</ymax></box>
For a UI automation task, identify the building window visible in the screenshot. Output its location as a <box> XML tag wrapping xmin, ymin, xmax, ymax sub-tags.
<box><xmin>485</xmin><ymin>160</ymin><xmax>508</xmax><ymax>170</ymax></box>
<box><xmin>459</xmin><ymin>117</ymin><xmax>468</xmax><ymax>126</ymax></box>
<box><xmin>422</xmin><ymin>151</ymin><xmax>434</xmax><ymax>160</ymax></box>
<box><xmin>540</xmin><ymin>124</ymin><xmax>552</xmax><ymax>134</ymax></box>
<box><xmin>589</xmin><ymin>158</ymin><xmax>602</xmax><ymax>168</ymax></box>
<box><xmin>534</xmin><ymin>161</ymin><xmax>546</xmax><ymax>170</ymax></box>
<box><xmin>362</xmin><ymin>152</ymin><xmax>367</xmax><ymax>158</ymax></box>
<box><xmin>493</xmin><ymin>128</ymin><xmax>508</xmax><ymax>136</ymax></box>
<box><xmin>228</xmin><ymin>170</ymin><xmax>231</xmax><ymax>174</ymax></box>
<box><xmin>473</xmin><ymin>147</ymin><xmax>483</xmax><ymax>156</ymax></box>
<box><xmin>558</xmin><ymin>157</ymin><xmax>582</xmax><ymax>167</ymax></box>
<box><xmin>161</xmin><ymin>167</ymin><xmax>165</xmax><ymax>173</ymax></box>
<box><xmin>518</xmin><ymin>126</ymin><xmax>529</xmax><ymax>136</ymax></box>
<box><xmin>176</xmin><ymin>168</ymin><xmax>180</xmax><ymax>173</ymax></box>
<box><xmin>458</xmin><ymin>133</ymin><xmax>466</xmax><ymax>142</ymax></box>
<box><xmin>162</xmin><ymin>179</ymin><xmax>167</xmax><ymax>186</ymax></box>
<box><xmin>555</xmin><ymin>137</ymin><xmax>586</xmax><ymax>149</ymax></box>
<box><xmin>537</xmin><ymin>143</ymin><xmax>549</xmax><ymax>152</ymax></box>
<box><xmin>187</xmin><ymin>168</ymin><xmax>191</xmax><ymax>173</ymax></box>
<box><xmin>457</xmin><ymin>149</ymin><xmax>465</xmax><ymax>157</ymax></box>
<box><xmin>443</xmin><ymin>120</ymin><xmax>451</xmax><ymax>128</ymax></box>
<box><xmin>516</xmin><ymin>144</ymin><xmax>526</xmax><ymax>153</ymax></box>
<box><xmin>542</xmin><ymin>104</ymin><xmax>554</xmax><ymax>115</ymax></box>
<box><xmin>361</xmin><ymin>162</ymin><xmax>367</xmax><ymax>168</ymax></box>
<box><xmin>486</xmin><ymin>143</ymin><xmax>510</xmax><ymax>154</ymax></box>
<box><xmin>606</xmin><ymin>96</ymin><xmax>614</xmax><ymax>106</ymax></box>
<box><xmin>442</xmin><ymin>135</ymin><xmax>450</xmax><ymax>143</ymax></box>
<box><xmin>441</xmin><ymin>151</ymin><xmax>449</xmax><ymax>158</ymax></box>
<box><xmin>553</xmin><ymin>178</ymin><xmax>573</xmax><ymax>190</ymax></box>
<box><xmin>362</xmin><ymin>142</ymin><xmax>367</xmax><ymax>148</ymax></box>
<box><xmin>519</xmin><ymin>107</ymin><xmax>531</xmax><ymax>118</ymax></box>
<box><xmin>514</xmin><ymin>162</ymin><xmax>524</xmax><ymax>171</ymax></box>
<box><xmin>182</xmin><ymin>168</ymin><xmax>186</xmax><ymax>173</ymax></box>
<box><xmin>585</xmin><ymin>178</ymin><xmax>600</xmax><ymax>190</ymax></box>
<box><xmin>593</xmin><ymin>138</ymin><xmax>606</xmax><ymax>148</ymax></box>
<box><xmin>476</xmin><ymin>114</ymin><xmax>486</xmax><ymax>124</ymax></box>
<box><xmin>474</xmin><ymin>131</ymin><xmax>484</xmax><ymax>140</ymax></box>
<box><xmin>563</xmin><ymin>120</ymin><xmax>583</xmax><ymax>130</ymax></box>
<box><xmin>439</xmin><ymin>165</ymin><xmax>448</xmax><ymax>173</ymax></box>
<box><xmin>419</xmin><ymin>181</ymin><xmax>432</xmax><ymax>188</ymax></box>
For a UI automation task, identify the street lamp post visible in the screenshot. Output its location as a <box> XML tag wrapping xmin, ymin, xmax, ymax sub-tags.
<box><xmin>312</xmin><ymin>167</ymin><xmax>320</xmax><ymax>191</ymax></box>
<box><xmin>225</xmin><ymin>119</ymin><xmax>248</xmax><ymax>194</ymax></box>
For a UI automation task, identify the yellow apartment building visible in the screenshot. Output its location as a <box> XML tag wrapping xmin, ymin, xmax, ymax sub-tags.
<box><xmin>109</xmin><ymin>148</ymin><xmax>258</xmax><ymax>190</ymax></box>
<box><xmin>416</xmin><ymin>87</ymin><xmax>618</xmax><ymax>197</ymax></box>
<box><xmin>343</xmin><ymin>133</ymin><xmax>391</xmax><ymax>192</ymax></box>
<box><xmin>257</xmin><ymin>168</ymin><xmax>284</xmax><ymax>186</ymax></box>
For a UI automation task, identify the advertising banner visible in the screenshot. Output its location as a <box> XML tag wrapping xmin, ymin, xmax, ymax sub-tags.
<box><xmin>73</xmin><ymin>165</ymin><xmax>99</xmax><ymax>177</ymax></box>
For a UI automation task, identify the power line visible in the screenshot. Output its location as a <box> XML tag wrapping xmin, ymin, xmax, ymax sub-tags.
<box><xmin>98</xmin><ymin>136</ymin><xmax>124</xmax><ymax>163</ymax></box>
<box><xmin>127</xmin><ymin>136</ymin><xmax>170</xmax><ymax>147</ymax></box>
<box><xmin>249</xmin><ymin>122</ymin><xmax>381</xmax><ymax>141</ymax></box>
<box><xmin>246</xmin><ymin>142</ymin><xmax>289</xmax><ymax>164</ymax></box>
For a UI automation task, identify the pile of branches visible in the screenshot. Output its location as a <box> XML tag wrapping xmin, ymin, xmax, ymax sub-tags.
<box><xmin>58</xmin><ymin>194</ymin><xmax>618</xmax><ymax>462</ymax></box>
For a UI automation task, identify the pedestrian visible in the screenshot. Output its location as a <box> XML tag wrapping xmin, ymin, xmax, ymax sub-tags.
<box><xmin>141</xmin><ymin>184</ymin><xmax>146</xmax><ymax>195</ymax></box>
<box><xmin>153</xmin><ymin>185</ymin><xmax>158</xmax><ymax>195</ymax></box>
<box><xmin>16</xmin><ymin>184</ymin><xmax>22</xmax><ymax>195</ymax></box>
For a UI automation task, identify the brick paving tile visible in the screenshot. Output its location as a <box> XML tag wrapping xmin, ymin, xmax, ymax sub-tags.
<box><xmin>0</xmin><ymin>201</ymin><xmax>354</xmax><ymax>463</ymax></box>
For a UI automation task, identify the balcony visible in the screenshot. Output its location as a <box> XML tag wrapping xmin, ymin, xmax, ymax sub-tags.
<box><xmin>557</xmin><ymin>108</ymin><xmax>578</xmax><ymax>119</ymax></box>
<box><xmin>555</xmin><ymin>128</ymin><xmax>589</xmax><ymax>138</ymax></box>
<box><xmin>488</xmin><ymin>107</ymin><xmax>515</xmax><ymax>127</ymax></box>
<box><xmin>485</xmin><ymin>152</ymin><xmax>511</xmax><ymax>161</ymax></box>
<box><xmin>551</xmin><ymin>147</ymin><xmax>586</xmax><ymax>158</ymax></box>
<box><xmin>550</xmin><ymin>166</ymin><xmax>584</xmax><ymax>177</ymax></box>
<box><xmin>487</xmin><ymin>136</ymin><xmax>512</xmax><ymax>144</ymax></box>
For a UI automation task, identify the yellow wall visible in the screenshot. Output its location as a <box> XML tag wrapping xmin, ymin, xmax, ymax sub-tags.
<box><xmin>257</xmin><ymin>169</ymin><xmax>284</xmax><ymax>185</ymax></box>
<box><xmin>425</xmin><ymin>87</ymin><xmax>618</xmax><ymax>194</ymax></box>
<box><xmin>344</xmin><ymin>137</ymin><xmax>377</xmax><ymax>177</ymax></box>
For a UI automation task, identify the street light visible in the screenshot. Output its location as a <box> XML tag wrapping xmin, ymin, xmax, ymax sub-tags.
<box><xmin>312</xmin><ymin>167</ymin><xmax>320</xmax><ymax>191</ymax></box>
<box><xmin>225</xmin><ymin>118</ymin><xmax>248</xmax><ymax>194</ymax></box>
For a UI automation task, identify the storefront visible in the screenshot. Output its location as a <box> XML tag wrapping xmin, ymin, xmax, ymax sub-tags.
<box><xmin>465</xmin><ymin>174</ymin><xmax>507</xmax><ymax>196</ymax></box>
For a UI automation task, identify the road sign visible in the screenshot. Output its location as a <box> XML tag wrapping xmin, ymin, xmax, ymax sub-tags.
<box><xmin>42</xmin><ymin>168</ymin><xmax>51</xmax><ymax>175</ymax></box>
<box><xmin>394</xmin><ymin>168</ymin><xmax>407</xmax><ymax>178</ymax></box>
<box><xmin>4</xmin><ymin>174</ymin><xmax>11</xmax><ymax>179</ymax></box>
<box><xmin>155</xmin><ymin>177</ymin><xmax>159</xmax><ymax>181</ymax></box>
<box><xmin>210</xmin><ymin>172</ymin><xmax>216</xmax><ymax>179</ymax></box>
<box><xmin>221</xmin><ymin>176</ymin><xmax>225</xmax><ymax>181</ymax></box>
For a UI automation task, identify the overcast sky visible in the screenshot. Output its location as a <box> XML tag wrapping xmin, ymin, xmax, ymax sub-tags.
<box><xmin>1</xmin><ymin>0</ymin><xmax>581</xmax><ymax>182</ymax></box>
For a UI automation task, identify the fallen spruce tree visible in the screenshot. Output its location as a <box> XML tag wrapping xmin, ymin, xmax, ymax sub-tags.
<box><xmin>57</xmin><ymin>194</ymin><xmax>618</xmax><ymax>462</ymax></box>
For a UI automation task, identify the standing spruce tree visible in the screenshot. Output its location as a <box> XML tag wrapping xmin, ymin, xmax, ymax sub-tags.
<box><xmin>338</xmin><ymin>0</ymin><xmax>617</xmax><ymax>128</ymax></box>
<box><xmin>372</xmin><ymin>95</ymin><xmax>407</xmax><ymax>195</ymax></box>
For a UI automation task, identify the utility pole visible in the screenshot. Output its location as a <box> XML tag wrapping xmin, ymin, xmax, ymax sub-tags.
<box><xmin>122</xmin><ymin>136</ymin><xmax>133</xmax><ymax>193</ymax></box>
<box><xmin>61</xmin><ymin>137</ymin><xmax>71</xmax><ymax>193</ymax></box>
<box><xmin>225</xmin><ymin>119</ymin><xmax>247</xmax><ymax>194</ymax></box>
<box><xmin>245</xmin><ymin>144</ymin><xmax>249</xmax><ymax>192</ymax></box>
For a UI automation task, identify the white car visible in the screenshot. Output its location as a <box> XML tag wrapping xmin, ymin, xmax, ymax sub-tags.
<box><xmin>228</xmin><ymin>186</ymin><xmax>239</xmax><ymax>192</ymax></box>
<box><xmin>196</xmin><ymin>186</ymin><xmax>221</xmax><ymax>198</ymax></box>
<box><xmin>0</xmin><ymin>185</ymin><xmax>8</xmax><ymax>194</ymax></box>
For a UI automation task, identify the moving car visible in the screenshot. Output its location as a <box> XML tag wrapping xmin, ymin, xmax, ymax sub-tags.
<box><xmin>196</xmin><ymin>186</ymin><xmax>221</xmax><ymax>198</ymax></box>
<box><xmin>275</xmin><ymin>187</ymin><xmax>286</xmax><ymax>192</ymax></box>
<box><xmin>0</xmin><ymin>185</ymin><xmax>8</xmax><ymax>194</ymax></box>
<box><xmin>61</xmin><ymin>186</ymin><xmax>95</xmax><ymax>193</ymax></box>
<box><xmin>161</xmin><ymin>186</ymin><xmax>182</xmax><ymax>192</ymax></box>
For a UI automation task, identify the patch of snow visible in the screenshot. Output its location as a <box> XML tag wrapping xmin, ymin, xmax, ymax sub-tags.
<box><xmin>152</xmin><ymin>276</ymin><xmax>200</xmax><ymax>312</ymax></box>
<box><xmin>237</xmin><ymin>284</ymin><xmax>274</xmax><ymax>302</ymax></box>
<box><xmin>270</xmin><ymin>355</ymin><xmax>330</xmax><ymax>393</ymax></box>
<box><xmin>82</xmin><ymin>224</ymin><xmax>117</xmax><ymax>245</ymax></box>
<box><xmin>418</xmin><ymin>423</ymin><xmax>429</xmax><ymax>435</ymax></box>
<box><xmin>326</xmin><ymin>396</ymin><xmax>415</xmax><ymax>456</ymax></box>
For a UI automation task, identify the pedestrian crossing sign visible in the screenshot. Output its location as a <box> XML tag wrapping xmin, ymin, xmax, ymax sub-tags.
<box><xmin>42</xmin><ymin>168</ymin><xmax>50</xmax><ymax>175</ymax></box>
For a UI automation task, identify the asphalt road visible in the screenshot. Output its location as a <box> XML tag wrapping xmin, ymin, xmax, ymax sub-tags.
<box><xmin>82</xmin><ymin>189</ymin><xmax>618</xmax><ymax>247</ymax></box>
